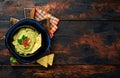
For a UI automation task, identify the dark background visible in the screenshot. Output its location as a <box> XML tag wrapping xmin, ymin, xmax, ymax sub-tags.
<box><xmin>0</xmin><ymin>0</ymin><xmax>120</xmax><ymax>78</ymax></box>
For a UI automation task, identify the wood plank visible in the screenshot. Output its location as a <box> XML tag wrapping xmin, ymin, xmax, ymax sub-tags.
<box><xmin>0</xmin><ymin>0</ymin><xmax>120</xmax><ymax>20</ymax></box>
<box><xmin>0</xmin><ymin>65</ymin><xmax>119</xmax><ymax>78</ymax></box>
<box><xmin>0</xmin><ymin>21</ymin><xmax>120</xmax><ymax>65</ymax></box>
<box><xmin>51</xmin><ymin>20</ymin><xmax>120</xmax><ymax>64</ymax></box>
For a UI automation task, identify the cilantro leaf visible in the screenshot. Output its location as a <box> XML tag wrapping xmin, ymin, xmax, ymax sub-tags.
<box><xmin>17</xmin><ymin>39</ymin><xmax>22</xmax><ymax>44</ymax></box>
<box><xmin>17</xmin><ymin>35</ymin><xmax>27</xmax><ymax>44</ymax></box>
<box><xmin>22</xmin><ymin>35</ymin><xmax>27</xmax><ymax>41</ymax></box>
<box><xmin>10</xmin><ymin>57</ymin><xmax>17</xmax><ymax>63</ymax></box>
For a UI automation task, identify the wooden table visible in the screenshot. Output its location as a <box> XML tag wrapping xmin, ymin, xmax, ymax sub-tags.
<box><xmin>0</xmin><ymin>0</ymin><xmax>120</xmax><ymax>78</ymax></box>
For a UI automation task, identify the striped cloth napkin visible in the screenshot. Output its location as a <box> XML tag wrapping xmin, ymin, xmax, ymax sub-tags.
<box><xmin>10</xmin><ymin>8</ymin><xmax>59</xmax><ymax>66</ymax></box>
<box><xmin>35</xmin><ymin>8</ymin><xmax>59</xmax><ymax>38</ymax></box>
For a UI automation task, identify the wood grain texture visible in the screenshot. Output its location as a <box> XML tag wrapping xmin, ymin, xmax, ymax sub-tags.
<box><xmin>0</xmin><ymin>21</ymin><xmax>120</xmax><ymax>65</ymax></box>
<box><xmin>0</xmin><ymin>0</ymin><xmax>120</xmax><ymax>20</ymax></box>
<box><xmin>0</xmin><ymin>65</ymin><xmax>120</xmax><ymax>78</ymax></box>
<box><xmin>0</xmin><ymin>0</ymin><xmax>120</xmax><ymax>77</ymax></box>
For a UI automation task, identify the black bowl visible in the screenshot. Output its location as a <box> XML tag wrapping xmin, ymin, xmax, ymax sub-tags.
<box><xmin>5</xmin><ymin>18</ymin><xmax>51</xmax><ymax>63</ymax></box>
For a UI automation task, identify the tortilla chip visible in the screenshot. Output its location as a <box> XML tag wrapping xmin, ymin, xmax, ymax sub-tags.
<box><xmin>40</xmin><ymin>18</ymin><xmax>51</xmax><ymax>34</ymax></box>
<box><xmin>30</xmin><ymin>34</ymin><xmax>42</xmax><ymax>54</ymax></box>
<box><xmin>48</xmin><ymin>53</ymin><xmax>54</xmax><ymax>66</ymax></box>
<box><xmin>36</xmin><ymin>53</ymin><xmax>54</xmax><ymax>67</ymax></box>
<box><xmin>36</xmin><ymin>56</ymin><xmax>48</xmax><ymax>68</ymax></box>
<box><xmin>10</xmin><ymin>17</ymin><xmax>19</xmax><ymax>25</ymax></box>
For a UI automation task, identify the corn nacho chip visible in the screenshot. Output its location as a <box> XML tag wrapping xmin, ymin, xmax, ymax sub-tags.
<box><xmin>36</xmin><ymin>56</ymin><xmax>48</xmax><ymax>68</ymax></box>
<box><xmin>36</xmin><ymin>53</ymin><xmax>55</xmax><ymax>68</ymax></box>
<box><xmin>48</xmin><ymin>53</ymin><xmax>54</xmax><ymax>66</ymax></box>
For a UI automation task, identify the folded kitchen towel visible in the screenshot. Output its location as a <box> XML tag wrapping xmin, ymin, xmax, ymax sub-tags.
<box><xmin>35</xmin><ymin>8</ymin><xmax>59</xmax><ymax>38</ymax></box>
<box><xmin>9</xmin><ymin>8</ymin><xmax>59</xmax><ymax>67</ymax></box>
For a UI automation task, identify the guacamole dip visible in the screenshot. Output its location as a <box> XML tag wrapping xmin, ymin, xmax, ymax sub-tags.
<box><xmin>12</xmin><ymin>28</ymin><xmax>42</xmax><ymax>56</ymax></box>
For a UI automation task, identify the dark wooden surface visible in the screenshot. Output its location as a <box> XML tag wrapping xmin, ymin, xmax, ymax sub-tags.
<box><xmin>0</xmin><ymin>0</ymin><xmax>120</xmax><ymax>78</ymax></box>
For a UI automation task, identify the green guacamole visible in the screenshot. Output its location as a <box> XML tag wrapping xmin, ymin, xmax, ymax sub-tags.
<box><xmin>12</xmin><ymin>28</ymin><xmax>42</xmax><ymax>56</ymax></box>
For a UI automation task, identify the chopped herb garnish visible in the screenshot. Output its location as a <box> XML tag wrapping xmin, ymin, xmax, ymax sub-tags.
<box><xmin>10</xmin><ymin>57</ymin><xmax>17</xmax><ymax>63</ymax></box>
<box><xmin>17</xmin><ymin>35</ymin><xmax>30</xmax><ymax>48</ymax></box>
<box><xmin>17</xmin><ymin>35</ymin><xmax>27</xmax><ymax>44</ymax></box>
<box><xmin>22</xmin><ymin>35</ymin><xmax>27</xmax><ymax>41</ymax></box>
<box><xmin>17</xmin><ymin>39</ymin><xmax>22</xmax><ymax>44</ymax></box>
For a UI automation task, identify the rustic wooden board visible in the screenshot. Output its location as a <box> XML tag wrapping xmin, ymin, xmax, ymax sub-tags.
<box><xmin>0</xmin><ymin>65</ymin><xmax>119</xmax><ymax>78</ymax></box>
<box><xmin>0</xmin><ymin>0</ymin><xmax>120</xmax><ymax>20</ymax></box>
<box><xmin>0</xmin><ymin>20</ymin><xmax>120</xmax><ymax>65</ymax></box>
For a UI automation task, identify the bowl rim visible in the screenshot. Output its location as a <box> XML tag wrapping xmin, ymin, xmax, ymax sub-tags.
<box><xmin>5</xmin><ymin>18</ymin><xmax>51</xmax><ymax>63</ymax></box>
